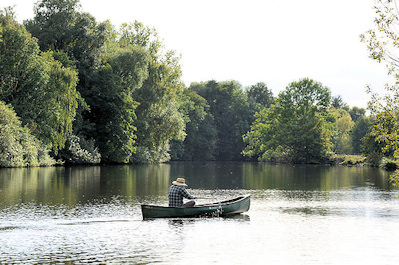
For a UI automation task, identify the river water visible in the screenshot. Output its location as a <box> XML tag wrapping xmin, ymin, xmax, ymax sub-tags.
<box><xmin>0</xmin><ymin>162</ymin><xmax>398</xmax><ymax>264</ymax></box>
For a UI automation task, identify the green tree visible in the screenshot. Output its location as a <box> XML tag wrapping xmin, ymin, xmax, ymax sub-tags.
<box><xmin>243</xmin><ymin>78</ymin><xmax>333</xmax><ymax>163</ymax></box>
<box><xmin>361</xmin><ymin>0</ymin><xmax>399</xmax><ymax>184</ymax></box>
<box><xmin>118</xmin><ymin>21</ymin><xmax>186</xmax><ymax>163</ymax></box>
<box><xmin>0</xmin><ymin>101</ymin><xmax>55</xmax><ymax>167</ymax></box>
<box><xmin>247</xmin><ymin>82</ymin><xmax>275</xmax><ymax>110</ymax></box>
<box><xmin>25</xmin><ymin>0</ymin><xmax>110</xmax><ymax>81</ymax></box>
<box><xmin>352</xmin><ymin>116</ymin><xmax>371</xmax><ymax>154</ymax></box>
<box><xmin>24</xmin><ymin>1</ymin><xmax>185</xmax><ymax>164</ymax></box>
<box><xmin>330</xmin><ymin>108</ymin><xmax>354</xmax><ymax>154</ymax></box>
<box><xmin>86</xmin><ymin>46</ymin><xmax>149</xmax><ymax>163</ymax></box>
<box><xmin>0</xmin><ymin>9</ymin><xmax>79</xmax><ymax>153</ymax></box>
<box><xmin>361</xmin><ymin>111</ymin><xmax>397</xmax><ymax>166</ymax></box>
<box><xmin>348</xmin><ymin>106</ymin><xmax>366</xmax><ymax>122</ymax></box>
<box><xmin>170</xmin><ymin>89</ymin><xmax>217</xmax><ymax>160</ymax></box>
<box><xmin>192</xmin><ymin>80</ymin><xmax>253</xmax><ymax>160</ymax></box>
<box><xmin>331</xmin><ymin>95</ymin><xmax>349</xmax><ymax>110</ymax></box>
<box><xmin>25</xmin><ymin>0</ymin><xmax>111</xmax><ymax>157</ymax></box>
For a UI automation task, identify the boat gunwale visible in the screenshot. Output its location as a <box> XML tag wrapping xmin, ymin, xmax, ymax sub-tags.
<box><xmin>141</xmin><ymin>194</ymin><xmax>250</xmax><ymax>210</ymax></box>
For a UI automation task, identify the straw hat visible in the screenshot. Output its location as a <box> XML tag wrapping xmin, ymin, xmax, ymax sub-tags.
<box><xmin>172</xmin><ymin>177</ymin><xmax>188</xmax><ymax>186</ymax></box>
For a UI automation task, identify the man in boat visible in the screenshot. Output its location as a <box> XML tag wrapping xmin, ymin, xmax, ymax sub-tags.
<box><xmin>168</xmin><ymin>178</ymin><xmax>197</xmax><ymax>208</ymax></box>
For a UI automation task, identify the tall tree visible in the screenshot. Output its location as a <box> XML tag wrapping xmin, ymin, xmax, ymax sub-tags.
<box><xmin>192</xmin><ymin>80</ymin><xmax>253</xmax><ymax>160</ymax></box>
<box><xmin>247</xmin><ymin>82</ymin><xmax>275</xmax><ymax>109</ymax></box>
<box><xmin>352</xmin><ymin>116</ymin><xmax>371</xmax><ymax>155</ymax></box>
<box><xmin>25</xmin><ymin>0</ymin><xmax>110</xmax><ymax>83</ymax></box>
<box><xmin>243</xmin><ymin>78</ymin><xmax>333</xmax><ymax>163</ymax></box>
<box><xmin>0</xmin><ymin>9</ymin><xmax>79</xmax><ymax>153</ymax></box>
<box><xmin>25</xmin><ymin>0</ymin><xmax>111</xmax><ymax>144</ymax></box>
<box><xmin>86</xmin><ymin>46</ymin><xmax>149</xmax><ymax>163</ymax></box>
<box><xmin>361</xmin><ymin>0</ymin><xmax>399</xmax><ymax>184</ymax></box>
<box><xmin>330</xmin><ymin>108</ymin><xmax>354</xmax><ymax>154</ymax></box>
<box><xmin>348</xmin><ymin>106</ymin><xmax>366</xmax><ymax>122</ymax></box>
<box><xmin>118</xmin><ymin>21</ymin><xmax>186</xmax><ymax>163</ymax></box>
<box><xmin>331</xmin><ymin>95</ymin><xmax>349</xmax><ymax>110</ymax></box>
<box><xmin>170</xmin><ymin>89</ymin><xmax>217</xmax><ymax>161</ymax></box>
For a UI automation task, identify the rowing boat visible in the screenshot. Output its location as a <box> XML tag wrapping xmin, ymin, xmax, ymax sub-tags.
<box><xmin>141</xmin><ymin>195</ymin><xmax>250</xmax><ymax>219</ymax></box>
<box><xmin>141</xmin><ymin>194</ymin><xmax>250</xmax><ymax>219</ymax></box>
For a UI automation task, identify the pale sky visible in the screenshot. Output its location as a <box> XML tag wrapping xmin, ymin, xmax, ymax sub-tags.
<box><xmin>1</xmin><ymin>0</ymin><xmax>391</xmax><ymax>108</ymax></box>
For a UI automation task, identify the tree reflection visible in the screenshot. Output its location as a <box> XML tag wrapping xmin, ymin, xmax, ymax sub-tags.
<box><xmin>0</xmin><ymin>163</ymin><xmax>394</xmax><ymax>209</ymax></box>
<box><xmin>242</xmin><ymin>163</ymin><xmax>392</xmax><ymax>191</ymax></box>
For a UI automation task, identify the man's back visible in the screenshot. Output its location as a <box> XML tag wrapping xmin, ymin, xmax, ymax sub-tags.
<box><xmin>168</xmin><ymin>185</ymin><xmax>192</xmax><ymax>207</ymax></box>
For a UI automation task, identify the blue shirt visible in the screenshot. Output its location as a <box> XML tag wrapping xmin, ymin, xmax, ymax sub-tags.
<box><xmin>168</xmin><ymin>185</ymin><xmax>194</xmax><ymax>207</ymax></box>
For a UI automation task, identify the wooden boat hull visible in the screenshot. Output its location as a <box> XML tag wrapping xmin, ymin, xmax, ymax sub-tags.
<box><xmin>141</xmin><ymin>195</ymin><xmax>250</xmax><ymax>219</ymax></box>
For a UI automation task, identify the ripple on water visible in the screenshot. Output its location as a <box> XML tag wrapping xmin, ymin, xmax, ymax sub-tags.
<box><xmin>1</xmin><ymin>189</ymin><xmax>399</xmax><ymax>264</ymax></box>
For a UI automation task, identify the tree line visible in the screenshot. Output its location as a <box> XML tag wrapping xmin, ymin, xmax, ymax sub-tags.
<box><xmin>0</xmin><ymin>0</ymin><xmax>394</xmax><ymax>168</ymax></box>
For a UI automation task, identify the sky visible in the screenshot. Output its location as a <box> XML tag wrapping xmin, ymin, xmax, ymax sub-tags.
<box><xmin>1</xmin><ymin>0</ymin><xmax>392</xmax><ymax>108</ymax></box>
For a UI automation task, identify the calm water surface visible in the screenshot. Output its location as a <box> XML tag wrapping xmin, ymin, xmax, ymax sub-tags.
<box><xmin>0</xmin><ymin>162</ymin><xmax>398</xmax><ymax>264</ymax></box>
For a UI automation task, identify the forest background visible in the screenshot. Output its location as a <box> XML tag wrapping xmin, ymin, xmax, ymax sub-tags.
<box><xmin>0</xmin><ymin>0</ymin><xmax>398</xmax><ymax>181</ymax></box>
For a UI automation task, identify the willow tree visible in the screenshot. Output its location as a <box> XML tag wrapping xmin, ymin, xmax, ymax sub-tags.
<box><xmin>361</xmin><ymin>0</ymin><xmax>399</xmax><ymax>185</ymax></box>
<box><xmin>0</xmin><ymin>9</ymin><xmax>79</xmax><ymax>153</ymax></box>
<box><xmin>0</xmin><ymin>101</ymin><xmax>56</xmax><ymax>167</ymax></box>
<box><xmin>118</xmin><ymin>22</ymin><xmax>186</xmax><ymax>163</ymax></box>
<box><xmin>24</xmin><ymin>0</ymin><xmax>112</xmax><ymax>163</ymax></box>
<box><xmin>87</xmin><ymin>46</ymin><xmax>150</xmax><ymax>163</ymax></box>
<box><xmin>25</xmin><ymin>0</ymin><xmax>110</xmax><ymax>86</ymax></box>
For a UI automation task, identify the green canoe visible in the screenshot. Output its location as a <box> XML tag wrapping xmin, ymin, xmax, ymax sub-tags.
<box><xmin>141</xmin><ymin>194</ymin><xmax>250</xmax><ymax>219</ymax></box>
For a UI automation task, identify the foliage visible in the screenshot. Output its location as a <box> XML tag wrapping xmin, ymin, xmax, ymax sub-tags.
<box><xmin>25</xmin><ymin>0</ymin><xmax>112</xmax><ymax>155</ymax></box>
<box><xmin>86</xmin><ymin>46</ymin><xmax>149</xmax><ymax>163</ymax></box>
<box><xmin>0</xmin><ymin>9</ymin><xmax>79</xmax><ymax>154</ymax></box>
<box><xmin>331</xmin><ymin>154</ymin><xmax>367</xmax><ymax>166</ymax></box>
<box><xmin>330</xmin><ymin>108</ymin><xmax>354</xmax><ymax>154</ymax></box>
<box><xmin>348</xmin><ymin>106</ymin><xmax>366</xmax><ymax>122</ymax></box>
<box><xmin>243</xmin><ymin>78</ymin><xmax>333</xmax><ymax>163</ymax></box>
<box><xmin>25</xmin><ymin>0</ymin><xmax>110</xmax><ymax>76</ymax></box>
<box><xmin>170</xmin><ymin>89</ymin><xmax>217</xmax><ymax>160</ymax></box>
<box><xmin>0</xmin><ymin>101</ymin><xmax>55</xmax><ymax>167</ymax></box>
<box><xmin>351</xmin><ymin>116</ymin><xmax>371</xmax><ymax>154</ymax></box>
<box><xmin>361</xmin><ymin>0</ymin><xmax>399</xmax><ymax>186</ymax></box>
<box><xmin>25</xmin><ymin>1</ymin><xmax>186</xmax><ymax>164</ymax></box>
<box><xmin>331</xmin><ymin>95</ymin><xmax>349</xmax><ymax>110</ymax></box>
<box><xmin>1</xmin><ymin>1</ymin><xmax>377</xmax><ymax>166</ymax></box>
<box><xmin>247</xmin><ymin>82</ymin><xmax>275</xmax><ymax>111</ymax></box>
<box><xmin>118</xmin><ymin>21</ymin><xmax>186</xmax><ymax>163</ymax></box>
<box><xmin>191</xmin><ymin>80</ymin><xmax>254</xmax><ymax>160</ymax></box>
<box><xmin>365</xmin><ymin>110</ymin><xmax>398</xmax><ymax>157</ymax></box>
<box><xmin>59</xmin><ymin>134</ymin><xmax>101</xmax><ymax>164</ymax></box>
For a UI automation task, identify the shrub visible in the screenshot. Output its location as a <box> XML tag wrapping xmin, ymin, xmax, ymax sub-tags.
<box><xmin>59</xmin><ymin>134</ymin><xmax>101</xmax><ymax>164</ymax></box>
<box><xmin>0</xmin><ymin>101</ymin><xmax>55</xmax><ymax>167</ymax></box>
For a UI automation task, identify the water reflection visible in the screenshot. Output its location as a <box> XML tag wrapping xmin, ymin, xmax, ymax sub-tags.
<box><xmin>1</xmin><ymin>162</ymin><xmax>398</xmax><ymax>264</ymax></box>
<box><xmin>241</xmin><ymin>163</ymin><xmax>392</xmax><ymax>191</ymax></box>
<box><xmin>0</xmin><ymin>163</ymin><xmax>394</xmax><ymax>208</ymax></box>
<box><xmin>169</xmin><ymin>161</ymin><xmax>245</xmax><ymax>189</ymax></box>
<box><xmin>0</xmin><ymin>164</ymin><xmax>172</xmax><ymax>207</ymax></box>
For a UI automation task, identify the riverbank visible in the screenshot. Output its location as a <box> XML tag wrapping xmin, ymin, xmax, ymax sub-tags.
<box><xmin>333</xmin><ymin>154</ymin><xmax>399</xmax><ymax>172</ymax></box>
<box><xmin>331</xmin><ymin>154</ymin><xmax>367</xmax><ymax>166</ymax></box>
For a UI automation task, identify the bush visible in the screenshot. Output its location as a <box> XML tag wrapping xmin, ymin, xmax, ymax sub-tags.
<box><xmin>130</xmin><ymin>145</ymin><xmax>170</xmax><ymax>164</ymax></box>
<box><xmin>59</xmin><ymin>134</ymin><xmax>101</xmax><ymax>164</ymax></box>
<box><xmin>0</xmin><ymin>101</ymin><xmax>55</xmax><ymax>167</ymax></box>
<box><xmin>332</xmin><ymin>154</ymin><xmax>367</xmax><ymax>166</ymax></box>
